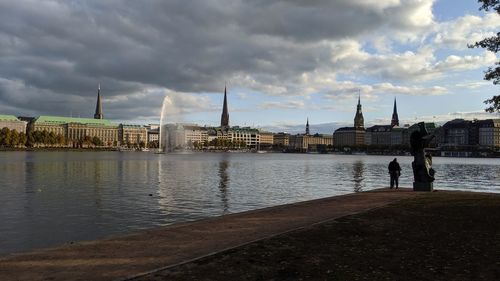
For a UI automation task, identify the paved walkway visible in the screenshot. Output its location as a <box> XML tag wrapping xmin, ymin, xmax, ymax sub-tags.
<box><xmin>0</xmin><ymin>188</ymin><xmax>420</xmax><ymax>281</ymax></box>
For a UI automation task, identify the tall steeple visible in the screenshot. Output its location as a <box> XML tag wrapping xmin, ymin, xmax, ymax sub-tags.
<box><xmin>305</xmin><ymin>118</ymin><xmax>310</xmax><ymax>135</ymax></box>
<box><xmin>220</xmin><ymin>85</ymin><xmax>229</xmax><ymax>128</ymax></box>
<box><xmin>391</xmin><ymin>97</ymin><xmax>399</xmax><ymax>127</ymax></box>
<box><xmin>94</xmin><ymin>84</ymin><xmax>103</xmax><ymax>119</ymax></box>
<box><xmin>354</xmin><ymin>92</ymin><xmax>364</xmax><ymax>129</ymax></box>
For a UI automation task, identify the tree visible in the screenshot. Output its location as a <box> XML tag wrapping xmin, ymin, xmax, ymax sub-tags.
<box><xmin>10</xmin><ymin>130</ymin><xmax>19</xmax><ymax>146</ymax></box>
<box><xmin>83</xmin><ymin>135</ymin><xmax>92</xmax><ymax>147</ymax></box>
<box><xmin>148</xmin><ymin>140</ymin><xmax>158</xmax><ymax>148</ymax></box>
<box><xmin>1</xmin><ymin>127</ymin><xmax>12</xmax><ymax>146</ymax></box>
<box><xmin>48</xmin><ymin>132</ymin><xmax>57</xmax><ymax>145</ymax></box>
<box><xmin>470</xmin><ymin>0</ymin><xmax>500</xmax><ymax>112</ymax></box>
<box><xmin>18</xmin><ymin>132</ymin><xmax>27</xmax><ymax>147</ymax></box>
<box><xmin>139</xmin><ymin>140</ymin><xmax>146</xmax><ymax>148</ymax></box>
<box><xmin>91</xmin><ymin>136</ymin><xmax>103</xmax><ymax>147</ymax></box>
<box><xmin>56</xmin><ymin>134</ymin><xmax>65</xmax><ymax>146</ymax></box>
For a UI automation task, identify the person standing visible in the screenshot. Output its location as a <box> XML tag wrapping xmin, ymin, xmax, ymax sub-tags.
<box><xmin>388</xmin><ymin>158</ymin><xmax>401</xmax><ymax>189</ymax></box>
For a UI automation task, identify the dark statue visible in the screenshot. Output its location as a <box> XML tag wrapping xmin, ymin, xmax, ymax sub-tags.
<box><xmin>410</xmin><ymin>122</ymin><xmax>435</xmax><ymax>191</ymax></box>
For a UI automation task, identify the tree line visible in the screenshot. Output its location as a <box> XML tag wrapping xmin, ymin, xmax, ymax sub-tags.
<box><xmin>0</xmin><ymin>127</ymin><xmax>105</xmax><ymax>148</ymax></box>
<box><xmin>0</xmin><ymin>127</ymin><xmax>28</xmax><ymax>147</ymax></box>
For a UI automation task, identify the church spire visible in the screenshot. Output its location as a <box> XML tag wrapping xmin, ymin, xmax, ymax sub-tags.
<box><xmin>94</xmin><ymin>84</ymin><xmax>103</xmax><ymax>119</ymax></box>
<box><xmin>391</xmin><ymin>97</ymin><xmax>399</xmax><ymax>127</ymax></box>
<box><xmin>220</xmin><ymin>84</ymin><xmax>229</xmax><ymax>128</ymax></box>
<box><xmin>354</xmin><ymin>91</ymin><xmax>364</xmax><ymax>129</ymax></box>
<box><xmin>305</xmin><ymin>117</ymin><xmax>310</xmax><ymax>135</ymax></box>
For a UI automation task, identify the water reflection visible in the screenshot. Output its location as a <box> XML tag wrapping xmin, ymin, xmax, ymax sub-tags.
<box><xmin>218</xmin><ymin>158</ymin><xmax>230</xmax><ymax>214</ymax></box>
<box><xmin>156</xmin><ymin>157</ymin><xmax>175</xmax><ymax>215</ymax></box>
<box><xmin>352</xmin><ymin>161</ymin><xmax>364</xmax><ymax>192</ymax></box>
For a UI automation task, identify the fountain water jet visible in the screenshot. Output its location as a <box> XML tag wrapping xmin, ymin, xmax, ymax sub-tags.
<box><xmin>158</xmin><ymin>95</ymin><xmax>172</xmax><ymax>153</ymax></box>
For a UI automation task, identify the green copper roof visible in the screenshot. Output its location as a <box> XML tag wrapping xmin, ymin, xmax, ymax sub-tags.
<box><xmin>35</xmin><ymin>116</ymin><xmax>118</xmax><ymax>127</ymax></box>
<box><xmin>0</xmin><ymin>114</ymin><xmax>21</xmax><ymax>121</ymax></box>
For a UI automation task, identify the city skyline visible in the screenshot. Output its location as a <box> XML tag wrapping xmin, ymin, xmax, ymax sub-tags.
<box><xmin>1</xmin><ymin>83</ymin><xmax>499</xmax><ymax>135</ymax></box>
<box><xmin>0</xmin><ymin>1</ymin><xmax>499</xmax><ymax>133</ymax></box>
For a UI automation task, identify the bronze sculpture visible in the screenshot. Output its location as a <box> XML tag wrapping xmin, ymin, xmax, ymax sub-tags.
<box><xmin>410</xmin><ymin>122</ymin><xmax>435</xmax><ymax>191</ymax></box>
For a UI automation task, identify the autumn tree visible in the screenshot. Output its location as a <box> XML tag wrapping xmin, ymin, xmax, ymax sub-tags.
<box><xmin>470</xmin><ymin>0</ymin><xmax>500</xmax><ymax>112</ymax></box>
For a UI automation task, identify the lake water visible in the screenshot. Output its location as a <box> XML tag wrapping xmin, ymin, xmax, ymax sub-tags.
<box><xmin>1</xmin><ymin>151</ymin><xmax>499</xmax><ymax>256</ymax></box>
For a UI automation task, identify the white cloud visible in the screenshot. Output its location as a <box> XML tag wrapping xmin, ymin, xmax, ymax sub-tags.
<box><xmin>399</xmin><ymin>111</ymin><xmax>500</xmax><ymax>125</ymax></box>
<box><xmin>259</xmin><ymin>100</ymin><xmax>306</xmax><ymax>110</ymax></box>
<box><xmin>372</xmin><ymin>83</ymin><xmax>448</xmax><ymax>96</ymax></box>
<box><xmin>454</xmin><ymin>81</ymin><xmax>491</xmax><ymax>89</ymax></box>
<box><xmin>435</xmin><ymin>51</ymin><xmax>497</xmax><ymax>72</ymax></box>
<box><xmin>327</xmin><ymin>39</ymin><xmax>497</xmax><ymax>82</ymax></box>
<box><xmin>434</xmin><ymin>13</ymin><xmax>500</xmax><ymax>49</ymax></box>
<box><xmin>323</xmin><ymin>81</ymin><xmax>448</xmax><ymax>100</ymax></box>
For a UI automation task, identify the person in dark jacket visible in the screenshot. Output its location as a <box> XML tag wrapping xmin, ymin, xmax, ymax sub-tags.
<box><xmin>388</xmin><ymin>158</ymin><xmax>401</xmax><ymax>189</ymax></box>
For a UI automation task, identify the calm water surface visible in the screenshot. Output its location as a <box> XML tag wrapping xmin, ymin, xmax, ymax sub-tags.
<box><xmin>1</xmin><ymin>151</ymin><xmax>499</xmax><ymax>256</ymax></box>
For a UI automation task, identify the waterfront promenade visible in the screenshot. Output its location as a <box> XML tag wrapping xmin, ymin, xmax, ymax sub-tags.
<box><xmin>0</xmin><ymin>188</ymin><xmax>419</xmax><ymax>281</ymax></box>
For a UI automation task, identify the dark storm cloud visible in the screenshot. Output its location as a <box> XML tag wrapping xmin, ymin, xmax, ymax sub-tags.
<box><xmin>0</xmin><ymin>0</ymin><xmax>433</xmax><ymax>119</ymax></box>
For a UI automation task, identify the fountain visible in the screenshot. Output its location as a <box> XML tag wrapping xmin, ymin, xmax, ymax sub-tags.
<box><xmin>157</xmin><ymin>91</ymin><xmax>193</xmax><ymax>153</ymax></box>
<box><xmin>158</xmin><ymin>95</ymin><xmax>172</xmax><ymax>153</ymax></box>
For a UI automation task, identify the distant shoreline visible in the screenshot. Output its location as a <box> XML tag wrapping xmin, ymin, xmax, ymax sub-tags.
<box><xmin>0</xmin><ymin>147</ymin><xmax>119</xmax><ymax>152</ymax></box>
<box><xmin>1</xmin><ymin>147</ymin><xmax>499</xmax><ymax>158</ymax></box>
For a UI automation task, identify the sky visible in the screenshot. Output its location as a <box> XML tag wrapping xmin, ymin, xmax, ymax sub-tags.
<box><xmin>0</xmin><ymin>0</ymin><xmax>499</xmax><ymax>134</ymax></box>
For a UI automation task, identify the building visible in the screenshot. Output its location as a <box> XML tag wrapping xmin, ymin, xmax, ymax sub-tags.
<box><xmin>0</xmin><ymin>115</ymin><xmax>27</xmax><ymax>133</ymax></box>
<box><xmin>307</xmin><ymin>134</ymin><xmax>334</xmax><ymax>151</ymax></box>
<box><xmin>164</xmin><ymin>125</ymin><xmax>231</xmax><ymax>150</ymax></box>
<box><xmin>184</xmin><ymin>125</ymin><xmax>209</xmax><ymax>146</ymax></box>
<box><xmin>354</xmin><ymin>95</ymin><xmax>364</xmax><ymax>130</ymax></box>
<box><xmin>441</xmin><ymin>119</ymin><xmax>500</xmax><ymax>151</ymax></box>
<box><xmin>365</xmin><ymin>124</ymin><xmax>409</xmax><ymax>147</ymax></box>
<box><xmin>145</xmin><ymin>124</ymin><xmax>160</xmax><ymax>144</ymax></box>
<box><xmin>287</xmin><ymin>119</ymin><xmax>334</xmax><ymax>151</ymax></box>
<box><xmin>230</xmin><ymin>126</ymin><xmax>260</xmax><ymax>148</ymax></box>
<box><xmin>364</xmin><ymin>98</ymin><xmax>406</xmax><ymax>147</ymax></box>
<box><xmin>289</xmin><ymin>134</ymin><xmax>333</xmax><ymax>152</ymax></box>
<box><xmin>391</xmin><ymin>97</ymin><xmax>399</xmax><ymax>127</ymax></box>
<box><xmin>94</xmin><ymin>85</ymin><xmax>103</xmax><ymax>119</ymax></box>
<box><xmin>478</xmin><ymin>119</ymin><xmax>500</xmax><ymax>149</ymax></box>
<box><xmin>365</xmin><ymin>125</ymin><xmax>392</xmax><ymax>146</ymax></box>
<box><xmin>119</xmin><ymin>124</ymin><xmax>148</xmax><ymax>147</ymax></box>
<box><xmin>220</xmin><ymin>85</ymin><xmax>229</xmax><ymax>129</ymax></box>
<box><xmin>259</xmin><ymin>131</ymin><xmax>274</xmax><ymax>149</ymax></box>
<box><xmin>441</xmin><ymin>119</ymin><xmax>472</xmax><ymax>147</ymax></box>
<box><xmin>333</xmin><ymin>127</ymin><xmax>365</xmax><ymax>147</ymax></box>
<box><xmin>390</xmin><ymin>126</ymin><xmax>408</xmax><ymax>147</ymax></box>
<box><xmin>333</xmin><ymin>95</ymin><xmax>365</xmax><ymax>148</ymax></box>
<box><xmin>273</xmin><ymin>132</ymin><xmax>290</xmax><ymax>147</ymax></box>
<box><xmin>33</xmin><ymin>116</ymin><xmax>119</xmax><ymax>146</ymax></box>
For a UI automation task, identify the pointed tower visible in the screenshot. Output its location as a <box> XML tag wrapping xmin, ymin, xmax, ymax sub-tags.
<box><xmin>94</xmin><ymin>84</ymin><xmax>103</xmax><ymax>119</ymax></box>
<box><xmin>305</xmin><ymin>118</ymin><xmax>310</xmax><ymax>135</ymax></box>
<box><xmin>391</xmin><ymin>97</ymin><xmax>399</xmax><ymax>127</ymax></box>
<box><xmin>354</xmin><ymin>93</ymin><xmax>364</xmax><ymax>129</ymax></box>
<box><xmin>220</xmin><ymin>85</ymin><xmax>229</xmax><ymax>128</ymax></box>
